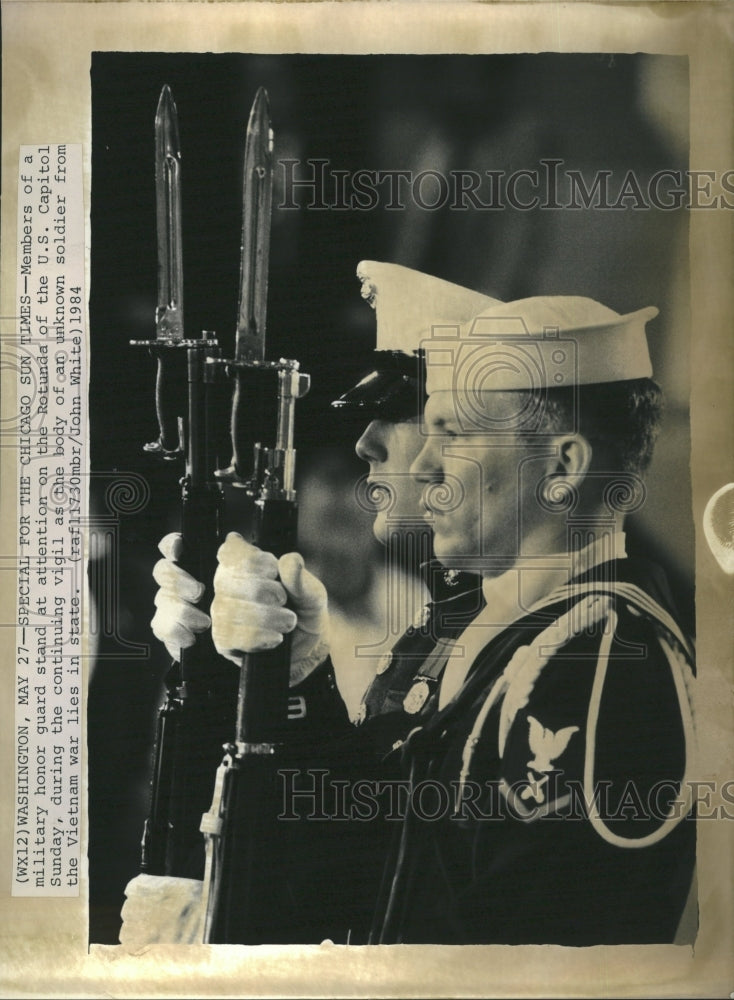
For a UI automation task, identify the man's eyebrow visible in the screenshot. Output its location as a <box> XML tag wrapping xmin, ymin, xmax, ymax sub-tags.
<box><xmin>427</xmin><ymin>414</ymin><xmax>460</xmax><ymax>432</ymax></box>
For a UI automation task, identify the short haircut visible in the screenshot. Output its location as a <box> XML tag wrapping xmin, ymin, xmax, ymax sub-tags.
<box><xmin>533</xmin><ymin>378</ymin><xmax>664</xmax><ymax>475</ymax></box>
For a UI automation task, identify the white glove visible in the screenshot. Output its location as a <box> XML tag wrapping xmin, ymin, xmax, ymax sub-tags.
<box><xmin>119</xmin><ymin>874</ymin><xmax>204</xmax><ymax>947</ymax></box>
<box><xmin>150</xmin><ymin>533</ymin><xmax>211</xmax><ymax>660</ymax></box>
<box><xmin>211</xmin><ymin>532</ymin><xmax>330</xmax><ymax>685</ymax></box>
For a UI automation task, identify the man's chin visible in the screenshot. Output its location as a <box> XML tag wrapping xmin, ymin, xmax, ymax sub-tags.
<box><xmin>373</xmin><ymin>513</ymin><xmax>432</xmax><ymax>549</ymax></box>
<box><xmin>372</xmin><ymin>513</ymin><xmax>389</xmax><ymax>547</ymax></box>
<box><xmin>431</xmin><ymin>533</ymin><xmax>475</xmax><ymax>571</ymax></box>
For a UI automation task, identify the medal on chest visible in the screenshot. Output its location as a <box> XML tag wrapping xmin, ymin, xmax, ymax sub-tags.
<box><xmin>403</xmin><ymin>679</ymin><xmax>432</xmax><ymax>715</ymax></box>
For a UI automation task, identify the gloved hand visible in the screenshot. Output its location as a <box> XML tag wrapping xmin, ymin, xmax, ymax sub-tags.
<box><xmin>150</xmin><ymin>533</ymin><xmax>211</xmax><ymax>660</ymax></box>
<box><xmin>119</xmin><ymin>874</ymin><xmax>204</xmax><ymax>947</ymax></box>
<box><xmin>211</xmin><ymin>532</ymin><xmax>330</xmax><ymax>685</ymax></box>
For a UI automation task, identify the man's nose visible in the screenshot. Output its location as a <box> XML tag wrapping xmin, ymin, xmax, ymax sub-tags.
<box><xmin>409</xmin><ymin>438</ymin><xmax>441</xmax><ymax>482</ymax></box>
<box><xmin>355</xmin><ymin>421</ymin><xmax>388</xmax><ymax>464</ymax></box>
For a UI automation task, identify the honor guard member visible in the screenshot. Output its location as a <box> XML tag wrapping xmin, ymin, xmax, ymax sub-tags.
<box><xmin>365</xmin><ymin>295</ymin><xmax>696</xmax><ymax>944</ymax></box>
<box><xmin>206</xmin><ymin>293</ymin><xmax>696</xmax><ymax>945</ymax></box>
<box><xmin>122</xmin><ymin>262</ymin><xmax>497</xmax><ymax>945</ymax></box>
<box><xmin>325</xmin><ymin>261</ymin><xmax>501</xmax><ymax>752</ymax></box>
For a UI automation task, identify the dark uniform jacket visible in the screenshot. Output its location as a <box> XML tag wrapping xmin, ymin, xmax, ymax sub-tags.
<box><xmin>282</xmin><ymin>556</ymin><xmax>695</xmax><ymax>946</ymax></box>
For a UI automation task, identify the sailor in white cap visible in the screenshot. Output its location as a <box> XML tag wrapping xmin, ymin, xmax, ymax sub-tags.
<box><xmin>365</xmin><ymin>294</ymin><xmax>696</xmax><ymax>943</ymax></box>
<box><xmin>415</xmin><ymin>295</ymin><xmax>661</xmax><ymax>576</ymax></box>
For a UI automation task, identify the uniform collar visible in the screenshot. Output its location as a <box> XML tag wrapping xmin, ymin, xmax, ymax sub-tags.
<box><xmin>570</xmin><ymin>531</ymin><xmax>627</xmax><ymax>576</ymax></box>
<box><xmin>480</xmin><ymin>531</ymin><xmax>628</xmax><ymax>612</ymax></box>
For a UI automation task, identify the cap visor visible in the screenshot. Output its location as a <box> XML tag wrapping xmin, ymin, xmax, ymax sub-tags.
<box><xmin>331</xmin><ymin>369</ymin><xmax>423</xmax><ymax>421</ymax></box>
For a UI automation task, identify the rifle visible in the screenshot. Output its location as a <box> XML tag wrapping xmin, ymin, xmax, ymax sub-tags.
<box><xmin>131</xmin><ymin>85</ymin><xmax>237</xmax><ymax>878</ymax></box>
<box><xmin>200</xmin><ymin>88</ymin><xmax>311</xmax><ymax>944</ymax></box>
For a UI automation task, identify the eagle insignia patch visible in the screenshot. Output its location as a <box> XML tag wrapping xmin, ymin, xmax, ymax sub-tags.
<box><xmin>519</xmin><ymin>715</ymin><xmax>579</xmax><ymax>804</ymax></box>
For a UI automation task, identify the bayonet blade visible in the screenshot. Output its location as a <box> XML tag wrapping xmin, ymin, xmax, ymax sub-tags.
<box><xmin>235</xmin><ymin>87</ymin><xmax>274</xmax><ymax>363</ymax></box>
<box><xmin>155</xmin><ymin>84</ymin><xmax>184</xmax><ymax>341</ymax></box>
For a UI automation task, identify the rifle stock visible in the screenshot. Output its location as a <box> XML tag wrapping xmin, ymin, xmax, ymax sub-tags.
<box><xmin>141</xmin><ymin>343</ymin><xmax>239</xmax><ymax>878</ymax></box>
<box><xmin>201</xmin><ymin>494</ymin><xmax>297</xmax><ymax>943</ymax></box>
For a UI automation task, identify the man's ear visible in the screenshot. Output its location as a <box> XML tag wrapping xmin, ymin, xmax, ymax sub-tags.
<box><xmin>553</xmin><ymin>434</ymin><xmax>593</xmax><ymax>479</ymax></box>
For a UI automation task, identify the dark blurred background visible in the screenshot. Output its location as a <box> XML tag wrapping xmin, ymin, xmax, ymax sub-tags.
<box><xmin>88</xmin><ymin>52</ymin><xmax>690</xmax><ymax>942</ymax></box>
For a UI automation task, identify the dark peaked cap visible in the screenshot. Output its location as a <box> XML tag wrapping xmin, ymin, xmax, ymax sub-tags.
<box><xmin>332</xmin><ymin>261</ymin><xmax>499</xmax><ymax>420</ymax></box>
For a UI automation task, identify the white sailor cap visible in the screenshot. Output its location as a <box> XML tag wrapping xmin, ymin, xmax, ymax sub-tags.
<box><xmin>332</xmin><ymin>261</ymin><xmax>500</xmax><ymax>418</ymax></box>
<box><xmin>423</xmin><ymin>295</ymin><xmax>658</xmax><ymax>396</ymax></box>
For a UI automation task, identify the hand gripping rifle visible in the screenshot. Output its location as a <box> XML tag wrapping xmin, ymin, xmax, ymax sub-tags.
<box><xmin>199</xmin><ymin>88</ymin><xmax>310</xmax><ymax>944</ymax></box>
<box><xmin>131</xmin><ymin>85</ymin><xmax>237</xmax><ymax>877</ymax></box>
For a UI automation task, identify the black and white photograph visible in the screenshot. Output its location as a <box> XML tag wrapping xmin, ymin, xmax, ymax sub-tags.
<box><xmin>88</xmin><ymin>50</ymin><xmax>697</xmax><ymax>947</ymax></box>
<box><xmin>1</xmin><ymin>3</ymin><xmax>733</xmax><ymax>997</ymax></box>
